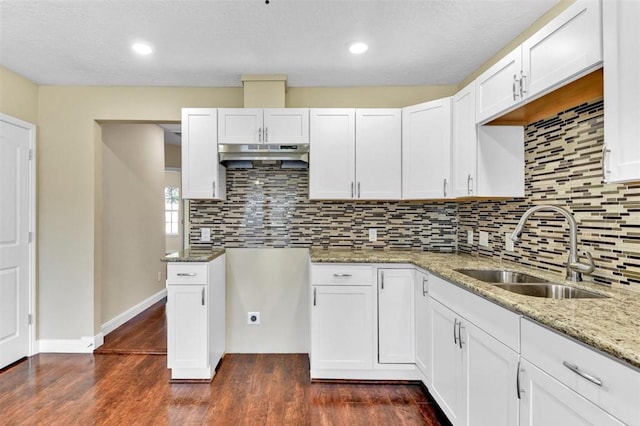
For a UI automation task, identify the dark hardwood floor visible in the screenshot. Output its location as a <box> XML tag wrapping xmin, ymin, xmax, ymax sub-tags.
<box><xmin>0</xmin><ymin>300</ymin><xmax>451</xmax><ymax>425</ymax></box>
<box><xmin>94</xmin><ymin>298</ymin><xmax>167</xmax><ymax>355</ymax></box>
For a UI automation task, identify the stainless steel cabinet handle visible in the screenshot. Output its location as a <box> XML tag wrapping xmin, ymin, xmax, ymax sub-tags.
<box><xmin>453</xmin><ymin>318</ymin><xmax>459</xmax><ymax>345</ymax></box>
<box><xmin>265</xmin><ymin>127</ymin><xmax>268</xmax><ymax>143</ymax></box>
<box><xmin>333</xmin><ymin>273</ymin><xmax>352</xmax><ymax>278</ymax></box>
<box><xmin>357</xmin><ymin>182</ymin><xmax>361</xmax><ymax>198</ymax></box>
<box><xmin>201</xmin><ymin>287</ymin><xmax>205</xmax><ymax>306</ymax></box>
<box><xmin>313</xmin><ymin>288</ymin><xmax>317</xmax><ymax>306</ymax></box>
<box><xmin>258</xmin><ymin>127</ymin><xmax>263</xmax><ymax>143</ymax></box>
<box><xmin>443</xmin><ymin>178</ymin><xmax>447</xmax><ymax>197</ymax></box>
<box><xmin>380</xmin><ymin>271</ymin><xmax>384</xmax><ymax>290</ymax></box>
<box><xmin>512</xmin><ymin>74</ymin><xmax>518</xmax><ymax>101</ymax></box>
<box><xmin>212</xmin><ymin>181</ymin><xmax>216</xmax><ymax>197</ymax></box>
<box><xmin>422</xmin><ymin>277</ymin><xmax>428</xmax><ymax>296</ymax></box>
<box><xmin>516</xmin><ymin>360</ymin><xmax>522</xmax><ymax>399</ymax></box>
<box><xmin>177</xmin><ymin>273</ymin><xmax>197</xmax><ymax>277</ymax></box>
<box><xmin>562</xmin><ymin>361</ymin><xmax>603</xmax><ymax>387</ymax></box>
<box><xmin>467</xmin><ymin>174</ymin><xmax>473</xmax><ymax>195</ymax></box>
<box><xmin>602</xmin><ymin>144</ymin><xmax>611</xmax><ymax>181</ymax></box>
<box><xmin>520</xmin><ymin>72</ymin><xmax>527</xmax><ymax>97</ymax></box>
<box><xmin>351</xmin><ymin>182</ymin><xmax>354</xmax><ymax>198</ymax></box>
<box><xmin>457</xmin><ymin>322</ymin><xmax>463</xmax><ymax>348</ymax></box>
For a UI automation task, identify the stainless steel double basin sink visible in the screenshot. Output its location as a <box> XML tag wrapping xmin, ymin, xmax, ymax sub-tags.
<box><xmin>455</xmin><ymin>269</ymin><xmax>608</xmax><ymax>299</ymax></box>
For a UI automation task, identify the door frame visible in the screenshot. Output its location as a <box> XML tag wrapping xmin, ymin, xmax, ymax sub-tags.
<box><xmin>0</xmin><ymin>113</ymin><xmax>37</xmax><ymax>357</ymax></box>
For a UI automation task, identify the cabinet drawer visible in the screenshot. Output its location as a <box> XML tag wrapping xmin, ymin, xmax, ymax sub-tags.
<box><xmin>310</xmin><ymin>264</ymin><xmax>373</xmax><ymax>286</ymax></box>
<box><xmin>429</xmin><ymin>274</ymin><xmax>520</xmax><ymax>351</ymax></box>
<box><xmin>167</xmin><ymin>263</ymin><xmax>208</xmax><ymax>285</ymax></box>
<box><xmin>521</xmin><ymin>319</ymin><xmax>639</xmax><ymax>426</ymax></box>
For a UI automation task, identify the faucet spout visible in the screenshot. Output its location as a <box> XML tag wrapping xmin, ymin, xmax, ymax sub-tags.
<box><xmin>509</xmin><ymin>205</ymin><xmax>594</xmax><ymax>281</ymax></box>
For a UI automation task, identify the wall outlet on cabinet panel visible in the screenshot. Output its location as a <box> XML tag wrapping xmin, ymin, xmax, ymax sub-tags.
<box><xmin>467</xmin><ymin>230</ymin><xmax>474</xmax><ymax>245</ymax></box>
<box><xmin>505</xmin><ymin>233</ymin><xmax>515</xmax><ymax>252</ymax></box>
<box><xmin>248</xmin><ymin>312</ymin><xmax>260</xmax><ymax>325</ymax></box>
<box><xmin>479</xmin><ymin>231</ymin><xmax>489</xmax><ymax>247</ymax></box>
<box><xmin>369</xmin><ymin>228</ymin><xmax>377</xmax><ymax>242</ymax></box>
<box><xmin>200</xmin><ymin>227</ymin><xmax>211</xmax><ymax>242</ymax></box>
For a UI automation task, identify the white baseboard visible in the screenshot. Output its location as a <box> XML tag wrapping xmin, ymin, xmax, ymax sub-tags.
<box><xmin>38</xmin><ymin>334</ymin><xmax>104</xmax><ymax>353</ymax></box>
<box><xmin>101</xmin><ymin>288</ymin><xmax>167</xmax><ymax>337</ymax></box>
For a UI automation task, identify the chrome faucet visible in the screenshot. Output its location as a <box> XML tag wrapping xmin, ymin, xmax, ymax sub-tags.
<box><xmin>509</xmin><ymin>205</ymin><xmax>595</xmax><ymax>282</ymax></box>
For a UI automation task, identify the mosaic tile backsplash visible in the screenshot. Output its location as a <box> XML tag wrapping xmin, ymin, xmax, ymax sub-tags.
<box><xmin>189</xmin><ymin>168</ymin><xmax>458</xmax><ymax>251</ymax></box>
<box><xmin>189</xmin><ymin>98</ymin><xmax>639</xmax><ymax>291</ymax></box>
<box><xmin>458</xmin><ymin>99</ymin><xmax>640</xmax><ymax>291</ymax></box>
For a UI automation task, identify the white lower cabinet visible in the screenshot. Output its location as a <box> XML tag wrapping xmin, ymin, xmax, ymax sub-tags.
<box><xmin>310</xmin><ymin>284</ymin><xmax>374</xmax><ymax>371</ymax></box>
<box><xmin>519</xmin><ymin>359</ymin><xmax>624</xmax><ymax>426</ymax></box>
<box><xmin>378</xmin><ymin>268</ymin><xmax>415</xmax><ymax>364</ymax></box>
<box><xmin>414</xmin><ymin>270</ymin><xmax>431</xmax><ymax>385</ymax></box>
<box><xmin>166</xmin><ymin>254</ymin><xmax>226</xmax><ymax>380</ymax></box>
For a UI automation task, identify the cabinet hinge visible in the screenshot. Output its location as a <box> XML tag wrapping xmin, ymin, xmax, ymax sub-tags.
<box><xmin>29</xmin><ymin>149</ymin><xmax>33</xmax><ymax>160</ymax></box>
<box><xmin>28</xmin><ymin>314</ymin><xmax>33</xmax><ymax>325</ymax></box>
<box><xmin>29</xmin><ymin>231</ymin><xmax>33</xmax><ymax>243</ymax></box>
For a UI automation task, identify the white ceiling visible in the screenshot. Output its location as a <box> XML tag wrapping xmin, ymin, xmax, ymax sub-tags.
<box><xmin>0</xmin><ymin>0</ymin><xmax>558</xmax><ymax>87</ymax></box>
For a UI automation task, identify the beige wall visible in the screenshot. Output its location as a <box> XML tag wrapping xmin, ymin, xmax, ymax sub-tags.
<box><xmin>164</xmin><ymin>143</ymin><xmax>181</xmax><ymax>169</ymax></box>
<box><xmin>0</xmin><ymin>65</ymin><xmax>38</xmax><ymax>124</ymax></box>
<box><xmin>458</xmin><ymin>0</ymin><xmax>576</xmax><ymax>89</ymax></box>
<box><xmin>101</xmin><ymin>123</ymin><xmax>166</xmax><ymax>324</ymax></box>
<box><xmin>164</xmin><ymin>171</ymin><xmax>182</xmax><ymax>254</ymax></box>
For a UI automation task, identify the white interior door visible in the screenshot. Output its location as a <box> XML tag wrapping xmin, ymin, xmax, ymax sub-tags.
<box><xmin>0</xmin><ymin>115</ymin><xmax>33</xmax><ymax>368</ymax></box>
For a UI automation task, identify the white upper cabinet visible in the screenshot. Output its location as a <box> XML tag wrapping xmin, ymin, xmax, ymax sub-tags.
<box><xmin>476</xmin><ymin>0</ymin><xmax>603</xmax><ymax>124</ymax></box>
<box><xmin>309</xmin><ymin>109</ymin><xmax>401</xmax><ymax>200</ymax></box>
<box><xmin>402</xmin><ymin>98</ymin><xmax>453</xmax><ymax>199</ymax></box>
<box><xmin>603</xmin><ymin>0</ymin><xmax>640</xmax><ymax>183</ymax></box>
<box><xmin>522</xmin><ymin>0</ymin><xmax>602</xmax><ymax>99</ymax></box>
<box><xmin>356</xmin><ymin>109</ymin><xmax>402</xmax><ymax>200</ymax></box>
<box><xmin>476</xmin><ymin>47</ymin><xmax>523</xmax><ymax>124</ymax></box>
<box><xmin>218</xmin><ymin>108</ymin><xmax>309</xmax><ymax>145</ymax></box>
<box><xmin>181</xmin><ymin>108</ymin><xmax>226</xmax><ymax>200</ymax></box>
<box><xmin>309</xmin><ymin>109</ymin><xmax>356</xmax><ymax>199</ymax></box>
<box><xmin>451</xmin><ymin>81</ymin><xmax>478</xmax><ymax>197</ymax></box>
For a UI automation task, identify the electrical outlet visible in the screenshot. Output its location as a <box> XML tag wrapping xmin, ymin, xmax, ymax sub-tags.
<box><xmin>467</xmin><ymin>230</ymin><xmax>473</xmax><ymax>245</ymax></box>
<box><xmin>200</xmin><ymin>227</ymin><xmax>211</xmax><ymax>242</ymax></box>
<box><xmin>505</xmin><ymin>233</ymin><xmax>515</xmax><ymax>252</ymax></box>
<box><xmin>248</xmin><ymin>312</ymin><xmax>260</xmax><ymax>325</ymax></box>
<box><xmin>369</xmin><ymin>228</ymin><xmax>377</xmax><ymax>242</ymax></box>
<box><xmin>479</xmin><ymin>231</ymin><xmax>489</xmax><ymax>247</ymax></box>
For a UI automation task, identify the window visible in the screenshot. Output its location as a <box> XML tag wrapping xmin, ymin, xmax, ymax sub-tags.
<box><xmin>165</xmin><ymin>187</ymin><xmax>180</xmax><ymax>235</ymax></box>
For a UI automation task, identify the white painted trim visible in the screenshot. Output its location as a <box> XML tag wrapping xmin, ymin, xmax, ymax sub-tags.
<box><xmin>101</xmin><ymin>289</ymin><xmax>167</xmax><ymax>337</ymax></box>
<box><xmin>0</xmin><ymin>113</ymin><xmax>37</xmax><ymax>358</ymax></box>
<box><xmin>38</xmin><ymin>334</ymin><xmax>103</xmax><ymax>354</ymax></box>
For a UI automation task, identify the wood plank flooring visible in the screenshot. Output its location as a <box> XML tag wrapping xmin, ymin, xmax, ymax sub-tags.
<box><xmin>0</xmin><ymin>300</ymin><xmax>451</xmax><ymax>425</ymax></box>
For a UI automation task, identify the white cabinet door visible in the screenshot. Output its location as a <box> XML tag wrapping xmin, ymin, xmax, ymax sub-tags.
<box><xmin>464</xmin><ymin>320</ymin><xmax>519</xmax><ymax>426</ymax></box>
<box><xmin>414</xmin><ymin>271</ymin><xmax>431</xmax><ymax>384</ymax></box>
<box><xmin>355</xmin><ymin>109</ymin><xmax>402</xmax><ymax>200</ymax></box>
<box><xmin>378</xmin><ymin>269</ymin><xmax>415</xmax><ymax>364</ymax></box>
<box><xmin>310</xmin><ymin>285</ymin><xmax>373</xmax><ymax>370</ymax></box>
<box><xmin>522</xmin><ymin>0</ymin><xmax>602</xmax><ymax>100</ymax></box>
<box><xmin>263</xmin><ymin>108</ymin><xmax>309</xmax><ymax>144</ymax></box>
<box><xmin>402</xmin><ymin>98</ymin><xmax>452</xmax><ymax>199</ymax></box>
<box><xmin>218</xmin><ymin>108</ymin><xmax>263</xmax><ymax>144</ymax></box>
<box><xmin>452</xmin><ymin>81</ymin><xmax>477</xmax><ymax>197</ymax></box>
<box><xmin>309</xmin><ymin>109</ymin><xmax>356</xmax><ymax>199</ymax></box>
<box><xmin>519</xmin><ymin>359</ymin><xmax>625</xmax><ymax>426</ymax></box>
<box><xmin>181</xmin><ymin>108</ymin><xmax>226</xmax><ymax>200</ymax></box>
<box><xmin>430</xmin><ymin>299</ymin><xmax>465</xmax><ymax>425</ymax></box>
<box><xmin>476</xmin><ymin>47</ymin><xmax>523</xmax><ymax>123</ymax></box>
<box><xmin>603</xmin><ymin>0</ymin><xmax>640</xmax><ymax>183</ymax></box>
<box><xmin>167</xmin><ymin>284</ymin><xmax>208</xmax><ymax>370</ymax></box>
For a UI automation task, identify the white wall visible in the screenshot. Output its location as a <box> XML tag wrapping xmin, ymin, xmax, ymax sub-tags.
<box><xmin>225</xmin><ymin>248</ymin><xmax>309</xmax><ymax>353</ymax></box>
<box><xmin>164</xmin><ymin>170</ymin><xmax>182</xmax><ymax>254</ymax></box>
<box><xmin>101</xmin><ymin>123</ymin><xmax>166</xmax><ymax>325</ymax></box>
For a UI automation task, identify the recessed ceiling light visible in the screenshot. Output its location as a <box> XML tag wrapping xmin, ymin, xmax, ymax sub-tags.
<box><xmin>349</xmin><ymin>42</ymin><xmax>368</xmax><ymax>55</ymax></box>
<box><xmin>132</xmin><ymin>42</ymin><xmax>153</xmax><ymax>55</ymax></box>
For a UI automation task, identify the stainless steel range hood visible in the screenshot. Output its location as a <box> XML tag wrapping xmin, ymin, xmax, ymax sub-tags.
<box><xmin>218</xmin><ymin>144</ymin><xmax>309</xmax><ymax>168</ymax></box>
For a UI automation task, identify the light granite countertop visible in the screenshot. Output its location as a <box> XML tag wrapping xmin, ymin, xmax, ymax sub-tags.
<box><xmin>161</xmin><ymin>248</ymin><xmax>225</xmax><ymax>263</ymax></box>
<box><xmin>309</xmin><ymin>248</ymin><xmax>640</xmax><ymax>370</ymax></box>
